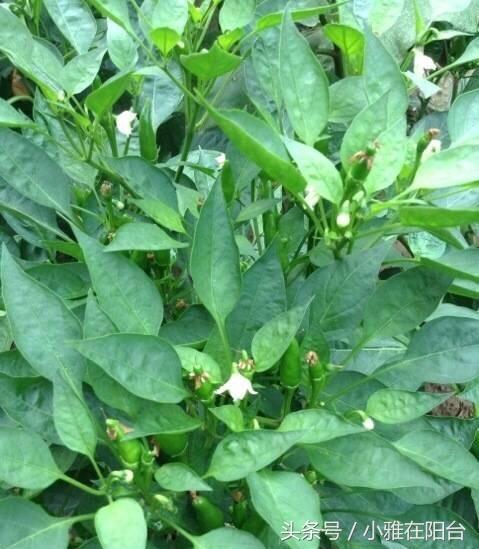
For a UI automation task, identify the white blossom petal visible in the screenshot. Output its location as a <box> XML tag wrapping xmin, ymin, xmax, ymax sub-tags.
<box><xmin>215</xmin><ymin>372</ymin><xmax>257</xmax><ymax>402</ymax></box>
<box><xmin>116</xmin><ymin>110</ymin><xmax>137</xmax><ymax>136</ymax></box>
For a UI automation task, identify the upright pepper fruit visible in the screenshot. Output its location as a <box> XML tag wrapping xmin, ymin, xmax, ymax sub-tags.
<box><xmin>192</xmin><ymin>495</ymin><xmax>225</xmax><ymax>533</ymax></box>
<box><xmin>280</xmin><ymin>337</ymin><xmax>301</xmax><ymax>389</ymax></box>
<box><xmin>106</xmin><ymin>419</ymin><xmax>143</xmax><ymax>469</ymax></box>
<box><xmin>154</xmin><ymin>432</ymin><xmax>188</xmax><ymax>457</ymax></box>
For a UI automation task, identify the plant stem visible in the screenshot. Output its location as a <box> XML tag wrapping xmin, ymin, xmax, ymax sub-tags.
<box><xmin>60</xmin><ymin>474</ymin><xmax>107</xmax><ymax>498</ymax></box>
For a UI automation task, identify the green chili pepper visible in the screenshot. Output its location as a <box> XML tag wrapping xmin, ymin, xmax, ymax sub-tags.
<box><xmin>242</xmin><ymin>507</ymin><xmax>266</xmax><ymax>536</ymax></box>
<box><xmin>139</xmin><ymin>100</ymin><xmax>157</xmax><ymax>163</ymax></box>
<box><xmin>154</xmin><ymin>432</ymin><xmax>188</xmax><ymax>457</ymax></box>
<box><xmin>232</xmin><ymin>499</ymin><xmax>248</xmax><ymax>529</ymax></box>
<box><xmin>117</xmin><ymin>439</ymin><xmax>143</xmax><ymax>468</ymax></box>
<box><xmin>192</xmin><ymin>495</ymin><xmax>225</xmax><ymax>533</ymax></box>
<box><xmin>280</xmin><ymin>337</ymin><xmax>301</xmax><ymax>389</ymax></box>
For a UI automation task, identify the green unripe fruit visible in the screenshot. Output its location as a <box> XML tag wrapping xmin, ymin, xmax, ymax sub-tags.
<box><xmin>280</xmin><ymin>337</ymin><xmax>301</xmax><ymax>389</ymax></box>
<box><xmin>117</xmin><ymin>439</ymin><xmax>142</xmax><ymax>468</ymax></box>
<box><xmin>192</xmin><ymin>496</ymin><xmax>225</xmax><ymax>533</ymax></box>
<box><xmin>154</xmin><ymin>432</ymin><xmax>188</xmax><ymax>457</ymax></box>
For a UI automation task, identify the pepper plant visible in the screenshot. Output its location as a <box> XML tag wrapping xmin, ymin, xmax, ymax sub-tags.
<box><xmin>1</xmin><ymin>0</ymin><xmax>479</xmax><ymax>547</ymax></box>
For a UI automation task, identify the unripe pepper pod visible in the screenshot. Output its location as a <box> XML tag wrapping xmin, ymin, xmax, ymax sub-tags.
<box><xmin>153</xmin><ymin>432</ymin><xmax>188</xmax><ymax>457</ymax></box>
<box><xmin>191</xmin><ymin>495</ymin><xmax>225</xmax><ymax>533</ymax></box>
<box><xmin>280</xmin><ymin>337</ymin><xmax>301</xmax><ymax>389</ymax></box>
<box><xmin>189</xmin><ymin>365</ymin><xmax>215</xmax><ymax>402</ymax></box>
<box><xmin>106</xmin><ymin>419</ymin><xmax>142</xmax><ymax>469</ymax></box>
<box><xmin>139</xmin><ymin>99</ymin><xmax>158</xmax><ymax>163</ymax></box>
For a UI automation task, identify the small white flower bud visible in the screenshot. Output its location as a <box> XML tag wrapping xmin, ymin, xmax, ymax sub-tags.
<box><xmin>421</xmin><ymin>139</ymin><xmax>442</xmax><ymax>163</ymax></box>
<box><xmin>115</xmin><ymin>109</ymin><xmax>137</xmax><ymax>136</ymax></box>
<box><xmin>336</xmin><ymin>211</ymin><xmax>351</xmax><ymax>228</ymax></box>
<box><xmin>362</xmin><ymin>417</ymin><xmax>375</xmax><ymax>431</ymax></box>
<box><xmin>215</xmin><ymin>152</ymin><xmax>226</xmax><ymax>168</ymax></box>
<box><xmin>304</xmin><ymin>184</ymin><xmax>320</xmax><ymax>209</ymax></box>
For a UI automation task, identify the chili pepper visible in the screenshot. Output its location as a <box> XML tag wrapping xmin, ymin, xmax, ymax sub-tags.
<box><xmin>242</xmin><ymin>507</ymin><xmax>266</xmax><ymax>536</ymax></box>
<box><xmin>190</xmin><ymin>365</ymin><xmax>215</xmax><ymax>402</ymax></box>
<box><xmin>231</xmin><ymin>499</ymin><xmax>248</xmax><ymax>529</ymax></box>
<box><xmin>154</xmin><ymin>432</ymin><xmax>188</xmax><ymax>457</ymax></box>
<box><xmin>260</xmin><ymin>180</ymin><xmax>277</xmax><ymax>247</ymax></box>
<box><xmin>106</xmin><ymin>419</ymin><xmax>143</xmax><ymax>469</ymax></box>
<box><xmin>280</xmin><ymin>337</ymin><xmax>301</xmax><ymax>389</ymax></box>
<box><xmin>192</xmin><ymin>495</ymin><xmax>225</xmax><ymax>533</ymax></box>
<box><xmin>139</xmin><ymin>100</ymin><xmax>157</xmax><ymax>163</ymax></box>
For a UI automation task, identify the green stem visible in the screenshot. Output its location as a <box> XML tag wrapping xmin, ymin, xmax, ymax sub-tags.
<box><xmin>217</xmin><ymin>321</ymin><xmax>233</xmax><ymax>373</ymax></box>
<box><xmin>60</xmin><ymin>474</ymin><xmax>107</xmax><ymax>498</ymax></box>
<box><xmin>281</xmin><ymin>388</ymin><xmax>295</xmax><ymax>419</ymax></box>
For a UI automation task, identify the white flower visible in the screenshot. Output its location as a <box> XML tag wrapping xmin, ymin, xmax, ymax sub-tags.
<box><xmin>215</xmin><ymin>371</ymin><xmax>258</xmax><ymax>402</ymax></box>
<box><xmin>116</xmin><ymin>109</ymin><xmax>137</xmax><ymax>136</ymax></box>
<box><xmin>215</xmin><ymin>152</ymin><xmax>226</xmax><ymax>168</ymax></box>
<box><xmin>111</xmin><ymin>469</ymin><xmax>134</xmax><ymax>483</ymax></box>
<box><xmin>57</xmin><ymin>89</ymin><xmax>66</xmax><ymax>102</ymax></box>
<box><xmin>421</xmin><ymin>139</ymin><xmax>442</xmax><ymax>163</ymax></box>
<box><xmin>414</xmin><ymin>48</ymin><xmax>437</xmax><ymax>78</ymax></box>
<box><xmin>362</xmin><ymin>417</ymin><xmax>375</xmax><ymax>431</ymax></box>
<box><xmin>336</xmin><ymin>211</ymin><xmax>351</xmax><ymax>228</ymax></box>
<box><xmin>304</xmin><ymin>184</ymin><xmax>320</xmax><ymax>209</ymax></box>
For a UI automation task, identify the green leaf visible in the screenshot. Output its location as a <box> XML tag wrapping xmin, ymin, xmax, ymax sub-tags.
<box><xmin>44</xmin><ymin>0</ymin><xmax>96</xmax><ymax>54</ymax></box>
<box><xmin>155</xmin><ymin>463</ymin><xmax>212</xmax><ymax>492</ymax></box>
<box><xmin>75</xmin><ymin>229</ymin><xmax>163</xmax><ymax>335</ymax></box>
<box><xmin>361</xmin><ymin>267</ymin><xmax>451</xmax><ymax>339</ymax></box>
<box><xmin>378</xmin><ymin>317</ymin><xmax>479</xmax><ymax>389</ymax></box>
<box><xmin>1</xmin><ymin>247</ymin><xmax>85</xmax><ymax>384</ymax></box>
<box><xmin>200</xmin><ymin>105</ymin><xmax>306</xmax><ymax>193</ymax></box>
<box><xmin>210</xmin><ymin>405</ymin><xmax>244</xmax><ymax>432</ymax></box>
<box><xmin>368</xmin><ymin>0</ymin><xmax>405</xmax><ymax>34</ymax></box>
<box><xmin>394</xmin><ymin>430</ymin><xmax>479</xmax><ymax>489</ymax></box>
<box><xmin>88</xmin><ymin>0</ymin><xmax>132</xmax><ymax>33</ymax></box>
<box><xmin>307</xmin><ymin>432</ymin><xmax>436</xmax><ymax>490</ymax></box>
<box><xmin>235</xmin><ymin>198</ymin><xmax>280</xmax><ymax>224</ymax></box>
<box><xmin>363</xmin><ymin>28</ymin><xmax>408</xmax><ymax>114</ymax></box>
<box><xmin>107</xmin><ymin>19</ymin><xmax>138</xmax><ymax>70</ymax></box>
<box><xmin>251</xmin><ymin>304</ymin><xmax>310</xmax><ymax>372</ymax></box>
<box><xmin>85</xmin><ymin>70</ymin><xmax>133</xmax><ymax>116</ymax></box>
<box><xmin>448</xmin><ymin>88</ymin><xmax>479</xmax><ymax>144</ymax></box>
<box><xmin>0</xmin><ymin>350</ymin><xmax>39</xmax><ymax>378</ymax></box>
<box><xmin>422</xmin><ymin>248</ymin><xmax>479</xmax><ymax>283</ymax></box>
<box><xmin>0</xmin><ymin>178</ymin><xmax>64</xmax><ymax>239</ymax></box>
<box><xmin>304</xmin><ymin>242</ymin><xmax>391</xmax><ymax>340</ymax></box>
<box><xmin>0</xmin><ymin>375</ymin><xmax>59</xmax><ymax>444</ymax></box>
<box><xmin>121</xmin><ymin>400</ymin><xmax>201</xmax><ymax>439</ymax></box>
<box><xmin>448</xmin><ymin>36</ymin><xmax>479</xmax><ymax>70</ymax></box>
<box><xmin>226</xmin><ymin>244</ymin><xmax>287</xmax><ymax>353</ymax></box>
<box><xmin>191</xmin><ymin>528</ymin><xmax>265</xmax><ymax>549</ymax></box>
<box><xmin>207</xmin><ymin>430</ymin><xmax>301</xmax><ymax>482</ymax></box>
<box><xmin>219</xmin><ymin>0</ymin><xmax>255</xmax><ymax>31</ymax></box>
<box><xmin>190</xmin><ymin>179</ymin><xmax>241</xmax><ymax>326</ymax></box>
<box><xmin>329</xmin><ymin>76</ymin><xmax>368</xmax><ymax>124</ymax></box>
<box><xmin>53</xmin><ymin>379</ymin><xmax>97</xmax><ymax>457</ymax></box>
<box><xmin>278</xmin><ymin>409</ymin><xmax>364</xmax><ymax>444</ymax></box>
<box><xmin>0</xmin><ymin>129</ymin><xmax>72</xmax><ymax>217</ymax></box>
<box><xmin>150</xmin><ymin>27</ymin><xmax>181</xmax><ymax>56</ymax></box>
<box><xmin>0</xmin><ymin>497</ymin><xmax>71</xmax><ymax>549</ymax></box>
<box><xmin>105</xmin><ymin>222</ymin><xmax>188</xmax><ymax>252</ymax></box>
<box><xmin>340</xmin><ymin>92</ymin><xmax>406</xmax><ymax>190</ymax></box>
<box><xmin>132</xmin><ymin>198</ymin><xmax>186</xmax><ymax>234</ymax></box>
<box><xmin>284</xmin><ymin>138</ymin><xmax>342</xmax><ymax>205</ymax></box>
<box><xmin>95</xmin><ymin>499</ymin><xmax>147</xmax><ymax>549</ymax></box>
<box><xmin>366</xmin><ymin>389</ymin><xmax>452</xmax><ymax>424</ymax></box>
<box><xmin>412</xmin><ymin>144</ymin><xmax>479</xmax><ymax>189</ymax></box>
<box><xmin>400</xmin><ymin>205</ymin><xmax>479</xmax><ymax>228</ymax></box>
<box><xmin>324</xmin><ymin>24</ymin><xmax>364</xmax><ymax>75</ymax></box>
<box><xmin>0</xmin><ymin>427</ymin><xmax>60</xmax><ymax>490</ymax></box>
<box><xmin>255</xmin><ymin>3</ymin><xmax>347</xmax><ymax>32</ymax></box>
<box><xmin>105</xmin><ymin>157</ymin><xmax>178</xmax><ymax>207</ymax></box>
<box><xmin>181</xmin><ymin>42</ymin><xmax>242</xmax><ymax>79</ymax></box>
<box><xmin>75</xmin><ymin>334</ymin><xmax>187</xmax><ymax>404</ymax></box>
<box><xmin>159</xmin><ymin>306</ymin><xmax>214</xmax><ymax>347</ymax></box>
<box><xmin>279</xmin><ymin>8</ymin><xmax>329</xmax><ymax>145</ymax></box>
<box><xmin>175</xmin><ymin>346</ymin><xmax>223</xmax><ymax>383</ymax></box>
<box><xmin>149</xmin><ymin>0</ymin><xmax>188</xmax><ymax>55</ymax></box>
<box><xmin>61</xmin><ymin>48</ymin><xmax>106</xmax><ymax>96</ymax></box>
<box><xmin>247</xmin><ymin>470</ymin><xmax>322</xmax><ymax>549</ymax></box>
<box><xmin>0</xmin><ymin>98</ymin><xmax>34</xmax><ymax>128</ymax></box>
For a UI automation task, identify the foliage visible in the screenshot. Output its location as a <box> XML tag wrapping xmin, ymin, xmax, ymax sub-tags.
<box><xmin>0</xmin><ymin>0</ymin><xmax>478</xmax><ymax>547</ymax></box>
